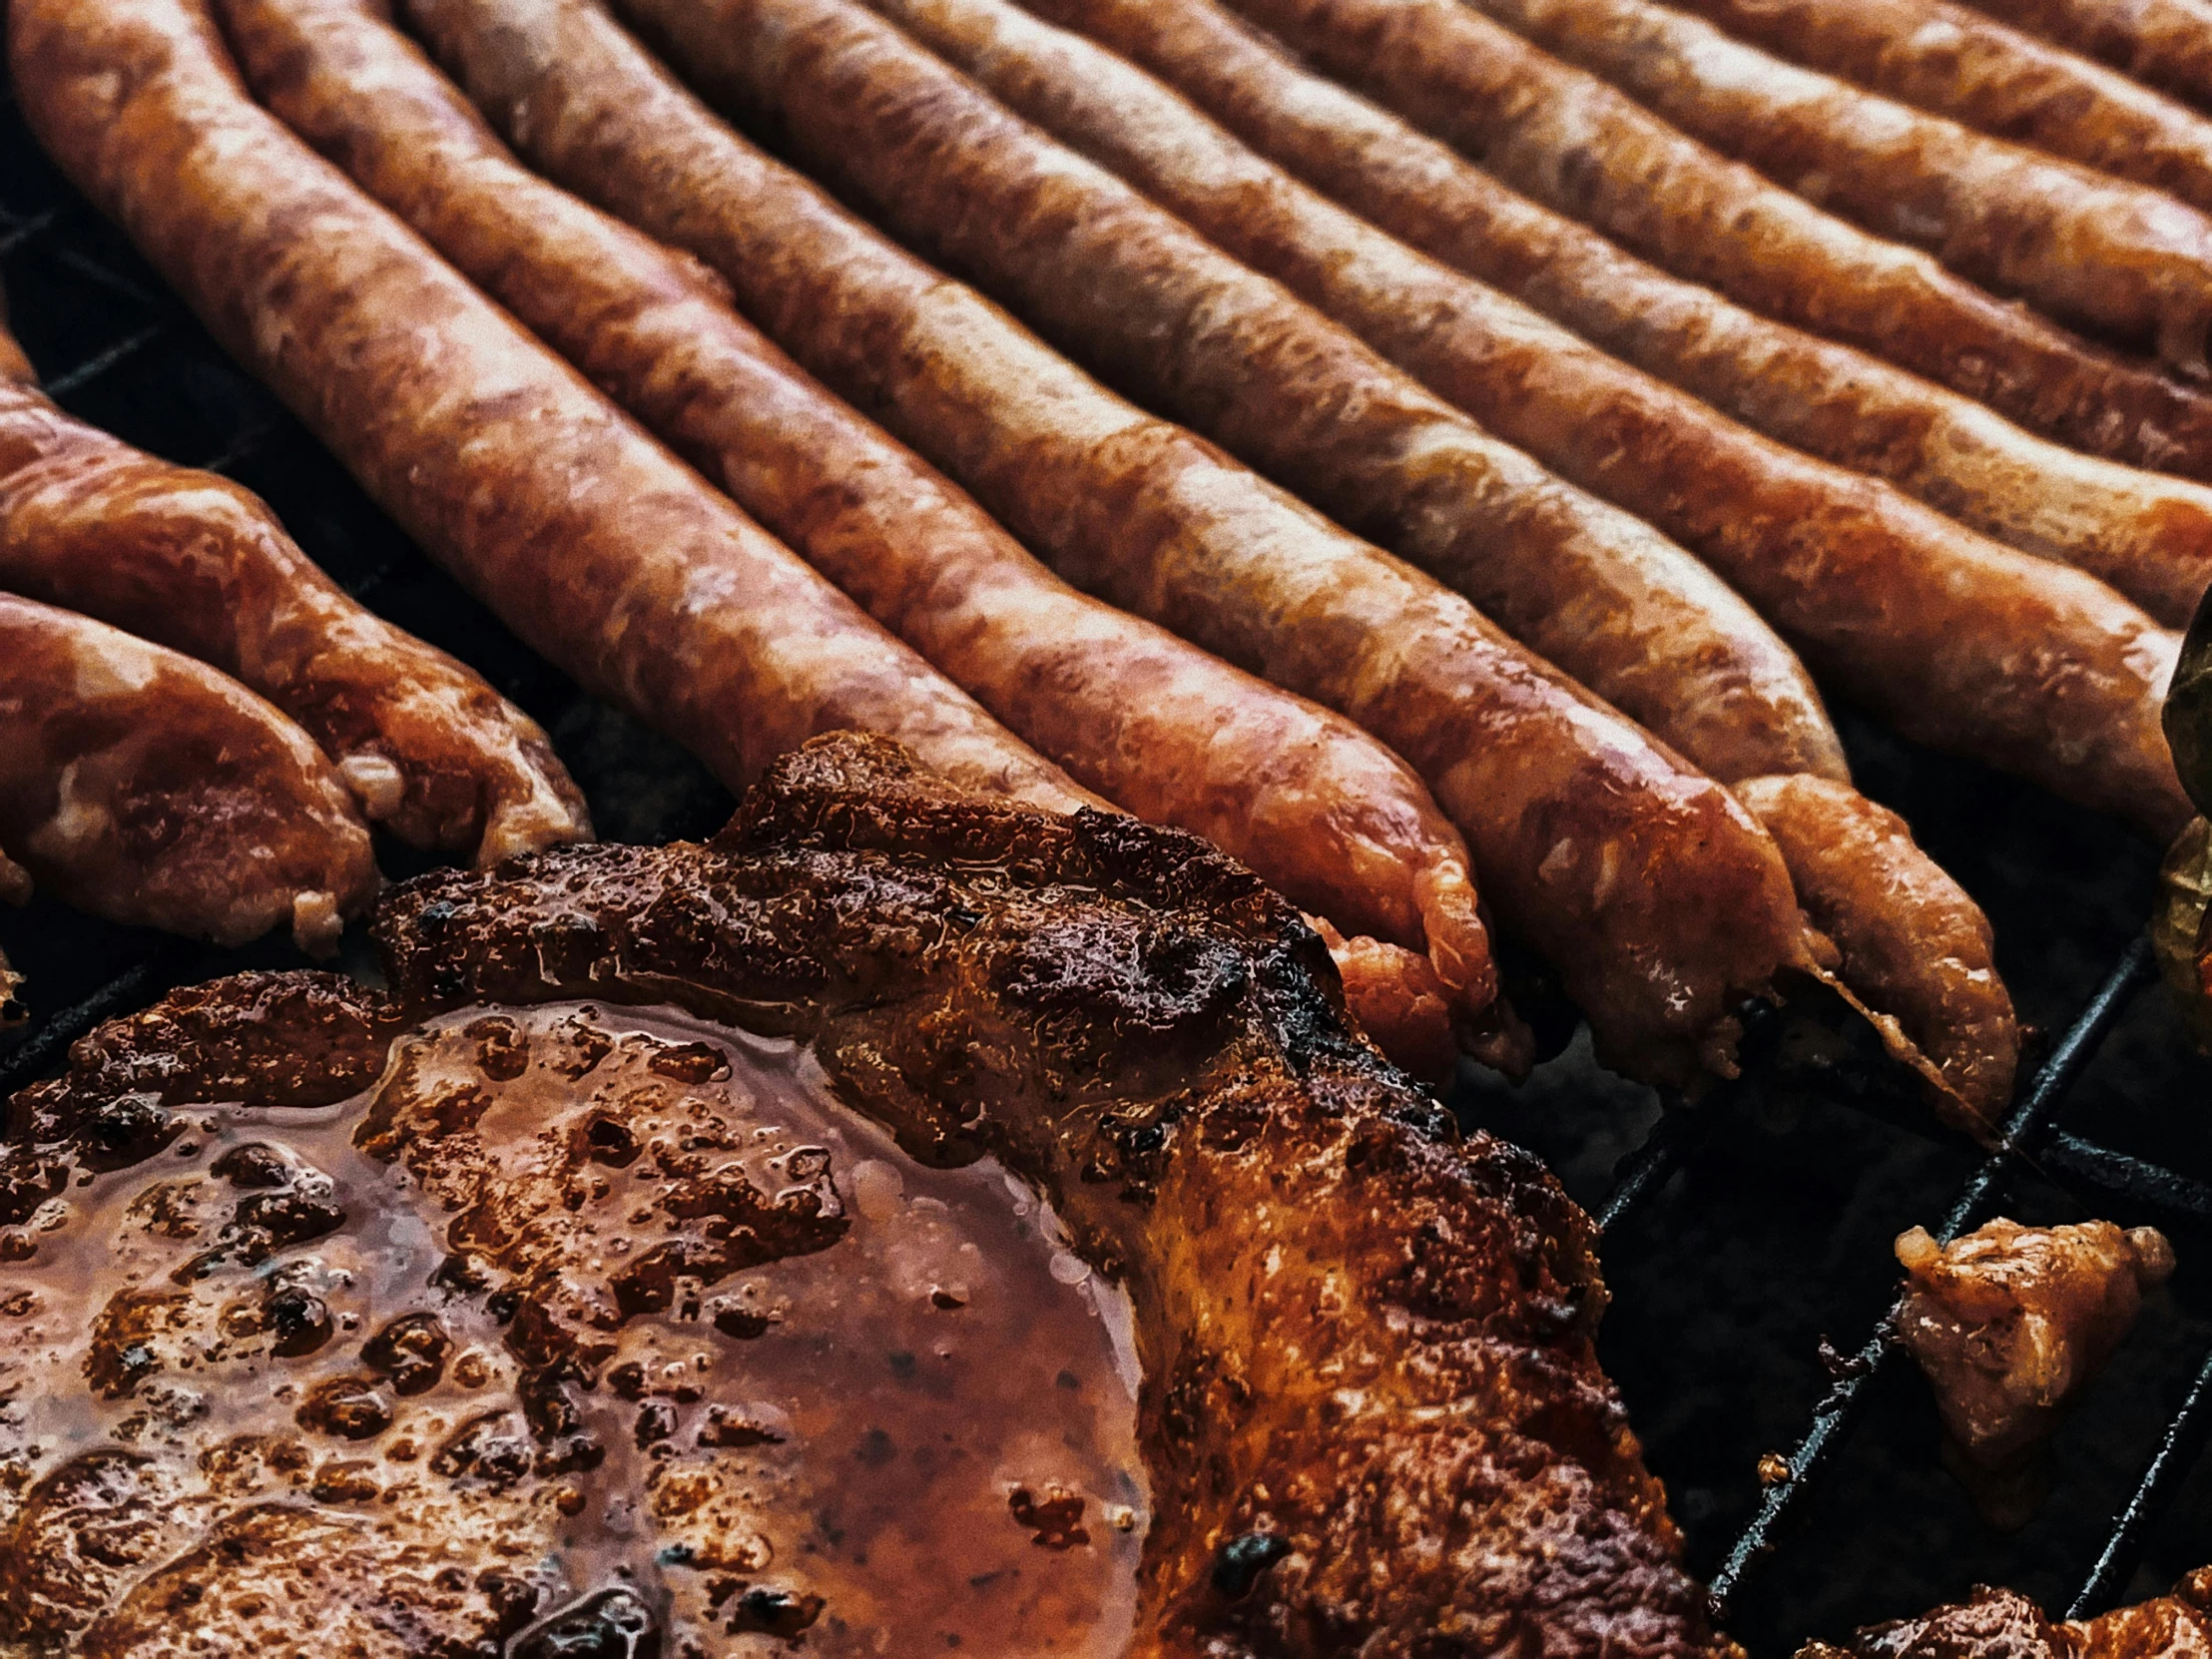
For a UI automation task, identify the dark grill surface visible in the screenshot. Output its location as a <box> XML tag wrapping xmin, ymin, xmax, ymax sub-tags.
<box><xmin>7</xmin><ymin>71</ymin><xmax>2212</xmax><ymax>1658</ymax></box>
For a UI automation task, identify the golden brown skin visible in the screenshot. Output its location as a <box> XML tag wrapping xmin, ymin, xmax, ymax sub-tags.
<box><xmin>0</xmin><ymin>317</ymin><xmax>588</xmax><ymax>864</ymax></box>
<box><xmin>1676</xmin><ymin>0</ymin><xmax>2212</xmax><ymax>219</ymax></box>
<box><xmin>1895</xmin><ymin>1217</ymin><xmax>2174</xmax><ymax>1522</ymax></box>
<box><xmin>216</xmin><ymin>0</ymin><xmax>1514</xmax><ymax>1068</ymax></box>
<box><xmin>1459</xmin><ymin>0</ymin><xmax>2212</xmax><ymax>372</ymax></box>
<box><xmin>6</xmin><ymin>0</ymin><xmax>1092</xmax><ymax>821</ymax></box>
<box><xmin>1968</xmin><ymin>0</ymin><xmax>2212</xmax><ymax>114</ymax></box>
<box><xmin>620</xmin><ymin>0</ymin><xmax>1841</xmax><ymax>793</ymax></box>
<box><xmin>1800</xmin><ymin>1571</ymin><xmax>2212</xmax><ymax>1659</ymax></box>
<box><xmin>1736</xmin><ymin>776</ymin><xmax>2017</xmax><ymax>1120</ymax></box>
<box><xmin>1226</xmin><ymin>0</ymin><xmax>2212</xmax><ymax>482</ymax></box>
<box><xmin>0</xmin><ymin>734</ymin><xmax>1743</xmax><ymax>1657</ymax></box>
<box><xmin>1028</xmin><ymin>0</ymin><xmax>2212</xmax><ymax>628</ymax></box>
<box><xmin>860</xmin><ymin>0</ymin><xmax>2187</xmax><ymax>838</ymax></box>
<box><xmin>0</xmin><ymin>594</ymin><xmax>378</xmax><ymax>952</ymax></box>
<box><xmin>409</xmin><ymin>0</ymin><xmax>1815</xmax><ymax>1086</ymax></box>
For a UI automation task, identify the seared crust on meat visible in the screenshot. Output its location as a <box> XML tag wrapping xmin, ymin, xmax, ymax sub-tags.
<box><xmin>1798</xmin><ymin>1568</ymin><xmax>2212</xmax><ymax>1659</ymax></box>
<box><xmin>2</xmin><ymin>733</ymin><xmax>1735</xmax><ymax>1658</ymax></box>
<box><xmin>1226</xmin><ymin>0</ymin><xmax>2212</xmax><ymax>482</ymax></box>
<box><xmin>0</xmin><ymin>317</ymin><xmax>589</xmax><ymax>864</ymax></box>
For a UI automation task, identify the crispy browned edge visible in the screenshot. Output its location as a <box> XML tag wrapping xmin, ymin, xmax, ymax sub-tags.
<box><xmin>0</xmin><ymin>733</ymin><xmax>1732</xmax><ymax>1658</ymax></box>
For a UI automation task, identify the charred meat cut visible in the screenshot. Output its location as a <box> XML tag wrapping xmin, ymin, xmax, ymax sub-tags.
<box><xmin>0</xmin><ymin>734</ymin><xmax>1728</xmax><ymax>1658</ymax></box>
<box><xmin>1799</xmin><ymin>1569</ymin><xmax>2212</xmax><ymax>1659</ymax></box>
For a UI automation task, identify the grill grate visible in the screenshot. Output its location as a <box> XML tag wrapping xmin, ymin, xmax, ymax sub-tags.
<box><xmin>5</xmin><ymin>65</ymin><xmax>2212</xmax><ymax>1655</ymax></box>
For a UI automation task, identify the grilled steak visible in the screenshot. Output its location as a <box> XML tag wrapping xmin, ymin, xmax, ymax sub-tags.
<box><xmin>0</xmin><ymin>733</ymin><xmax>1729</xmax><ymax>1657</ymax></box>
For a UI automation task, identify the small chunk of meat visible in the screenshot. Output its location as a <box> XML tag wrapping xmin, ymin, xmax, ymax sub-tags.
<box><xmin>1799</xmin><ymin>1567</ymin><xmax>2212</xmax><ymax>1659</ymax></box>
<box><xmin>1895</xmin><ymin>1216</ymin><xmax>2174</xmax><ymax>1520</ymax></box>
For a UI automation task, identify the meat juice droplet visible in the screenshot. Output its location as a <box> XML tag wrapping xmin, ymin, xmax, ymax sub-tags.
<box><xmin>0</xmin><ymin>1002</ymin><xmax>1146</xmax><ymax>1656</ymax></box>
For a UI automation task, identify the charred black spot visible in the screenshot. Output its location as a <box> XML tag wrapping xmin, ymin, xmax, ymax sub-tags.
<box><xmin>76</xmin><ymin>1095</ymin><xmax>182</xmax><ymax>1172</ymax></box>
<box><xmin>1212</xmin><ymin>1531</ymin><xmax>1290</xmax><ymax>1598</ymax></box>
<box><xmin>264</xmin><ymin>1284</ymin><xmax>332</xmax><ymax>1358</ymax></box>
<box><xmin>727</xmin><ymin>1587</ymin><xmax>824</xmax><ymax>1638</ymax></box>
<box><xmin>210</xmin><ymin>1143</ymin><xmax>291</xmax><ymax>1189</ymax></box>
<box><xmin>511</xmin><ymin>1586</ymin><xmax>660</xmax><ymax>1658</ymax></box>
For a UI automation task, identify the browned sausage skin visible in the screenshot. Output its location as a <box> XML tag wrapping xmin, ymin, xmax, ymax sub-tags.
<box><xmin>407</xmin><ymin>0</ymin><xmax>1815</xmax><ymax>1085</ymax></box>
<box><xmin>1458</xmin><ymin>0</ymin><xmax>2212</xmax><ymax>372</ymax></box>
<box><xmin>1224</xmin><ymin>0</ymin><xmax>2212</xmax><ymax>483</ymax></box>
<box><xmin>1967</xmin><ymin>0</ymin><xmax>2212</xmax><ymax>115</ymax></box>
<box><xmin>213</xmin><ymin>0</ymin><xmax>1519</xmax><ymax>1069</ymax></box>
<box><xmin>1673</xmin><ymin>0</ymin><xmax>2212</xmax><ymax>219</ymax></box>
<box><xmin>1016</xmin><ymin>0</ymin><xmax>2212</xmax><ymax>629</ymax></box>
<box><xmin>855</xmin><ymin>0</ymin><xmax>2184</xmax><ymax>842</ymax></box>
<box><xmin>614</xmin><ymin>0</ymin><xmax>1844</xmax><ymax>792</ymax></box>
<box><xmin>6</xmin><ymin>0</ymin><xmax>1100</xmax><ymax>832</ymax></box>
<box><xmin>1736</xmin><ymin>775</ymin><xmax>2019</xmax><ymax>1122</ymax></box>
<box><xmin>0</xmin><ymin>594</ymin><xmax>379</xmax><ymax>952</ymax></box>
<box><xmin>0</xmin><ymin>311</ymin><xmax>590</xmax><ymax>865</ymax></box>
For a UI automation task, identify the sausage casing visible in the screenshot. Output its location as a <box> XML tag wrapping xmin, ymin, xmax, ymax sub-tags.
<box><xmin>216</xmin><ymin>0</ymin><xmax>1514</xmax><ymax>1060</ymax></box>
<box><xmin>0</xmin><ymin>594</ymin><xmax>378</xmax><ymax>951</ymax></box>
<box><xmin>864</xmin><ymin>0</ymin><xmax>2185</xmax><ymax>836</ymax></box>
<box><xmin>619</xmin><ymin>0</ymin><xmax>1845</xmax><ymax>790</ymax></box>
<box><xmin>1023</xmin><ymin>0</ymin><xmax>2212</xmax><ymax>628</ymax></box>
<box><xmin>1226</xmin><ymin>0</ymin><xmax>2212</xmax><ymax>481</ymax></box>
<box><xmin>0</xmin><ymin>326</ymin><xmax>590</xmax><ymax>864</ymax></box>
<box><xmin>7</xmin><ymin>0</ymin><xmax>1094</xmax><ymax>822</ymax></box>
<box><xmin>409</xmin><ymin>0</ymin><xmax>1816</xmax><ymax>1084</ymax></box>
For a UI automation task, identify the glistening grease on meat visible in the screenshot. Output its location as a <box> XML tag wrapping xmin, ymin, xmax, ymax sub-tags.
<box><xmin>404</xmin><ymin>0</ymin><xmax>1819</xmax><ymax>1087</ymax></box>
<box><xmin>212</xmin><ymin>0</ymin><xmax>1522</xmax><ymax>1074</ymax></box>
<box><xmin>0</xmin><ymin>304</ymin><xmax>589</xmax><ymax>865</ymax></box>
<box><xmin>1017</xmin><ymin>0</ymin><xmax>2212</xmax><ymax>629</ymax></box>
<box><xmin>0</xmin><ymin>733</ymin><xmax>1738</xmax><ymax>1657</ymax></box>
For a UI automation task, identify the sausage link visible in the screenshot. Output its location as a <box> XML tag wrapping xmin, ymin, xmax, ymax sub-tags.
<box><xmin>408</xmin><ymin>0</ymin><xmax>1815</xmax><ymax>1084</ymax></box>
<box><xmin>1737</xmin><ymin>775</ymin><xmax>2019</xmax><ymax>1121</ymax></box>
<box><xmin>215</xmin><ymin>0</ymin><xmax>1515</xmax><ymax>1063</ymax></box>
<box><xmin>620</xmin><ymin>0</ymin><xmax>1845</xmax><ymax>790</ymax></box>
<box><xmin>865</xmin><ymin>0</ymin><xmax>2184</xmax><ymax>837</ymax></box>
<box><xmin>0</xmin><ymin>594</ymin><xmax>379</xmax><ymax>952</ymax></box>
<box><xmin>1675</xmin><ymin>0</ymin><xmax>2212</xmax><ymax>218</ymax></box>
<box><xmin>1962</xmin><ymin>0</ymin><xmax>2212</xmax><ymax>117</ymax></box>
<box><xmin>1022</xmin><ymin>0</ymin><xmax>2212</xmax><ymax>628</ymax></box>
<box><xmin>1226</xmin><ymin>0</ymin><xmax>2212</xmax><ymax>480</ymax></box>
<box><xmin>7</xmin><ymin>0</ymin><xmax>1093</xmax><ymax>823</ymax></box>
<box><xmin>0</xmin><ymin>312</ymin><xmax>590</xmax><ymax>864</ymax></box>
<box><xmin>1457</xmin><ymin>0</ymin><xmax>2212</xmax><ymax>371</ymax></box>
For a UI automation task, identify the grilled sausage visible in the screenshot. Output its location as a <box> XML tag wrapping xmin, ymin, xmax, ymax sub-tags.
<box><xmin>1958</xmin><ymin>0</ymin><xmax>2212</xmax><ymax>117</ymax></box>
<box><xmin>1736</xmin><ymin>774</ymin><xmax>2018</xmax><ymax>1121</ymax></box>
<box><xmin>1455</xmin><ymin>0</ymin><xmax>2212</xmax><ymax>372</ymax></box>
<box><xmin>406</xmin><ymin>0</ymin><xmax>1816</xmax><ymax>1085</ymax></box>
<box><xmin>0</xmin><ymin>594</ymin><xmax>378</xmax><ymax>952</ymax></box>
<box><xmin>215</xmin><ymin>0</ymin><xmax>1517</xmax><ymax>1066</ymax></box>
<box><xmin>859</xmin><ymin>0</ymin><xmax>2184</xmax><ymax>841</ymax></box>
<box><xmin>618</xmin><ymin>0</ymin><xmax>1847</xmax><ymax>795</ymax></box>
<box><xmin>1673</xmin><ymin>0</ymin><xmax>2212</xmax><ymax>218</ymax></box>
<box><xmin>6</xmin><ymin>0</ymin><xmax>1098</xmax><ymax>830</ymax></box>
<box><xmin>0</xmin><ymin>312</ymin><xmax>589</xmax><ymax>865</ymax></box>
<box><xmin>1224</xmin><ymin>0</ymin><xmax>2212</xmax><ymax>481</ymax></box>
<box><xmin>1022</xmin><ymin>0</ymin><xmax>2212</xmax><ymax>628</ymax></box>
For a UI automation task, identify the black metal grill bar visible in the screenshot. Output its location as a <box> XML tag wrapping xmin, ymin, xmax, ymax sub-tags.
<box><xmin>5</xmin><ymin>79</ymin><xmax>2210</xmax><ymax>1653</ymax></box>
<box><xmin>2070</xmin><ymin>1343</ymin><xmax>2212</xmax><ymax>1618</ymax></box>
<box><xmin>1701</xmin><ymin>935</ymin><xmax>2161</xmax><ymax>1617</ymax></box>
<box><xmin>41</xmin><ymin>320</ymin><xmax>169</xmax><ymax>398</ymax></box>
